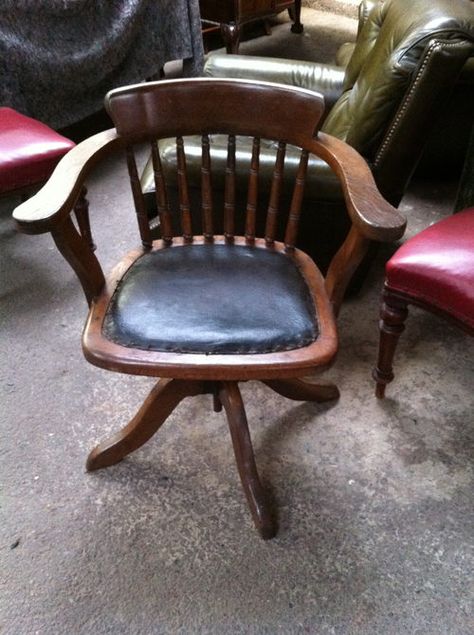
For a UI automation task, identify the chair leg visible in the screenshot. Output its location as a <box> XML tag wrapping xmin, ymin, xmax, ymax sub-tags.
<box><xmin>263</xmin><ymin>378</ymin><xmax>339</xmax><ymax>402</ymax></box>
<box><xmin>373</xmin><ymin>289</ymin><xmax>409</xmax><ymax>399</ymax></box>
<box><xmin>263</xmin><ymin>19</ymin><xmax>272</xmax><ymax>36</ymax></box>
<box><xmin>220</xmin><ymin>22</ymin><xmax>241</xmax><ymax>54</ymax></box>
<box><xmin>74</xmin><ymin>186</ymin><xmax>96</xmax><ymax>252</ymax></box>
<box><xmin>219</xmin><ymin>381</ymin><xmax>276</xmax><ymax>540</ymax></box>
<box><xmin>86</xmin><ymin>378</ymin><xmax>204</xmax><ymax>471</ymax></box>
<box><xmin>290</xmin><ymin>0</ymin><xmax>303</xmax><ymax>33</ymax></box>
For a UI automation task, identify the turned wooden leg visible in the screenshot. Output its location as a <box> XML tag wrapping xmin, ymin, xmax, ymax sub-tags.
<box><xmin>290</xmin><ymin>0</ymin><xmax>303</xmax><ymax>33</ymax></box>
<box><xmin>74</xmin><ymin>186</ymin><xmax>96</xmax><ymax>252</ymax></box>
<box><xmin>212</xmin><ymin>386</ymin><xmax>223</xmax><ymax>413</ymax></box>
<box><xmin>373</xmin><ymin>288</ymin><xmax>409</xmax><ymax>399</ymax></box>
<box><xmin>263</xmin><ymin>19</ymin><xmax>272</xmax><ymax>36</ymax></box>
<box><xmin>219</xmin><ymin>381</ymin><xmax>276</xmax><ymax>540</ymax></box>
<box><xmin>263</xmin><ymin>378</ymin><xmax>339</xmax><ymax>402</ymax></box>
<box><xmin>221</xmin><ymin>22</ymin><xmax>241</xmax><ymax>54</ymax></box>
<box><xmin>86</xmin><ymin>378</ymin><xmax>204</xmax><ymax>471</ymax></box>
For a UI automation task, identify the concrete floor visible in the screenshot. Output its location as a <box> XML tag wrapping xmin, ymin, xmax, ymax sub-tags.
<box><xmin>1</xmin><ymin>7</ymin><xmax>473</xmax><ymax>635</ymax></box>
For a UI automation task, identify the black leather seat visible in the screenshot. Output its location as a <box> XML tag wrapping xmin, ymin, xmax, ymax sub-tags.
<box><xmin>103</xmin><ymin>243</ymin><xmax>318</xmax><ymax>354</ymax></box>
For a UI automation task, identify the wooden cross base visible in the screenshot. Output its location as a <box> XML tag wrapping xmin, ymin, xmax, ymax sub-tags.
<box><xmin>86</xmin><ymin>377</ymin><xmax>339</xmax><ymax>539</ymax></box>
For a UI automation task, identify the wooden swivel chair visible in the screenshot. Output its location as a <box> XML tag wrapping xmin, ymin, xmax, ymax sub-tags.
<box><xmin>13</xmin><ymin>79</ymin><xmax>405</xmax><ymax>538</ymax></box>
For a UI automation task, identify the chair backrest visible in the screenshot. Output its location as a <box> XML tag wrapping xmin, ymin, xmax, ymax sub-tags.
<box><xmin>105</xmin><ymin>78</ymin><xmax>326</xmax><ymax>250</ymax></box>
<box><xmin>322</xmin><ymin>0</ymin><xmax>474</xmax><ymax>202</ymax></box>
<box><xmin>12</xmin><ymin>78</ymin><xmax>405</xmax><ymax>313</ymax></box>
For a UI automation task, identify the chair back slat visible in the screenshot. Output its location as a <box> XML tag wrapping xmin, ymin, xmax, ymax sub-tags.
<box><xmin>265</xmin><ymin>142</ymin><xmax>286</xmax><ymax>246</ymax></box>
<box><xmin>201</xmin><ymin>134</ymin><xmax>214</xmax><ymax>242</ymax></box>
<box><xmin>125</xmin><ymin>146</ymin><xmax>152</xmax><ymax>248</ymax></box>
<box><xmin>106</xmin><ymin>79</ymin><xmax>325</xmax><ymax>144</ymax></box>
<box><xmin>284</xmin><ymin>150</ymin><xmax>309</xmax><ymax>250</ymax></box>
<box><xmin>224</xmin><ymin>134</ymin><xmax>236</xmax><ymax>243</ymax></box>
<box><xmin>176</xmin><ymin>136</ymin><xmax>193</xmax><ymax>243</ymax></box>
<box><xmin>150</xmin><ymin>141</ymin><xmax>173</xmax><ymax>244</ymax></box>
<box><xmin>245</xmin><ymin>136</ymin><xmax>260</xmax><ymax>244</ymax></box>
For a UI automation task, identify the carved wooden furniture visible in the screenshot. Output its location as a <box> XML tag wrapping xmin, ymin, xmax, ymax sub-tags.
<box><xmin>0</xmin><ymin>107</ymin><xmax>93</xmax><ymax>248</ymax></box>
<box><xmin>199</xmin><ymin>0</ymin><xmax>303</xmax><ymax>54</ymax></box>
<box><xmin>13</xmin><ymin>78</ymin><xmax>405</xmax><ymax>538</ymax></box>
<box><xmin>373</xmin><ymin>207</ymin><xmax>474</xmax><ymax>398</ymax></box>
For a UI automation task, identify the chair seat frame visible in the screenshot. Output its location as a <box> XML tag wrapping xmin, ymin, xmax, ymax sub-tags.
<box><xmin>83</xmin><ymin>236</ymin><xmax>338</xmax><ymax>380</ymax></box>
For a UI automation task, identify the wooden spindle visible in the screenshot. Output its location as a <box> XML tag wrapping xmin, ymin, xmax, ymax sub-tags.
<box><xmin>125</xmin><ymin>146</ymin><xmax>152</xmax><ymax>248</ymax></box>
<box><xmin>245</xmin><ymin>137</ymin><xmax>260</xmax><ymax>244</ymax></box>
<box><xmin>73</xmin><ymin>186</ymin><xmax>96</xmax><ymax>252</ymax></box>
<box><xmin>284</xmin><ymin>150</ymin><xmax>309</xmax><ymax>250</ymax></box>
<box><xmin>176</xmin><ymin>136</ymin><xmax>193</xmax><ymax>243</ymax></box>
<box><xmin>224</xmin><ymin>134</ymin><xmax>236</xmax><ymax>243</ymax></box>
<box><xmin>265</xmin><ymin>141</ymin><xmax>286</xmax><ymax>246</ymax></box>
<box><xmin>201</xmin><ymin>134</ymin><xmax>214</xmax><ymax>242</ymax></box>
<box><xmin>151</xmin><ymin>141</ymin><xmax>174</xmax><ymax>245</ymax></box>
<box><xmin>51</xmin><ymin>216</ymin><xmax>105</xmax><ymax>306</ymax></box>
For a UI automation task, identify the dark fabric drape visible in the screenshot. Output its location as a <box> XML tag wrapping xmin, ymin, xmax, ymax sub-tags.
<box><xmin>0</xmin><ymin>0</ymin><xmax>204</xmax><ymax>128</ymax></box>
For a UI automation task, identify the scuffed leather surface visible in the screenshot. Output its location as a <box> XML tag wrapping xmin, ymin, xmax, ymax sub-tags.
<box><xmin>0</xmin><ymin>107</ymin><xmax>74</xmax><ymax>193</ymax></box>
<box><xmin>0</xmin><ymin>0</ymin><xmax>204</xmax><ymax>127</ymax></box>
<box><xmin>335</xmin><ymin>43</ymin><xmax>355</xmax><ymax>68</ymax></box>
<box><xmin>204</xmin><ymin>54</ymin><xmax>346</xmax><ymax>113</ymax></box>
<box><xmin>103</xmin><ymin>244</ymin><xmax>318</xmax><ymax>354</ymax></box>
<box><xmin>357</xmin><ymin>0</ymin><xmax>377</xmax><ymax>36</ymax></box>
<box><xmin>386</xmin><ymin>207</ymin><xmax>474</xmax><ymax>329</ymax></box>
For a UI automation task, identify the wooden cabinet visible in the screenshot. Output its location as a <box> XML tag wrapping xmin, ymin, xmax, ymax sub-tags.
<box><xmin>199</xmin><ymin>0</ymin><xmax>302</xmax><ymax>54</ymax></box>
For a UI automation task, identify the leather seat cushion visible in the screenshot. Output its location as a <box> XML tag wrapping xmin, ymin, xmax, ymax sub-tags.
<box><xmin>386</xmin><ymin>208</ymin><xmax>474</xmax><ymax>329</ymax></box>
<box><xmin>103</xmin><ymin>243</ymin><xmax>319</xmax><ymax>354</ymax></box>
<box><xmin>0</xmin><ymin>107</ymin><xmax>75</xmax><ymax>193</ymax></box>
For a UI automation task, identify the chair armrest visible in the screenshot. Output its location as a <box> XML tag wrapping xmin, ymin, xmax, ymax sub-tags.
<box><xmin>204</xmin><ymin>54</ymin><xmax>346</xmax><ymax>111</ymax></box>
<box><xmin>13</xmin><ymin>128</ymin><xmax>122</xmax><ymax>235</ymax></box>
<box><xmin>310</xmin><ymin>132</ymin><xmax>406</xmax><ymax>242</ymax></box>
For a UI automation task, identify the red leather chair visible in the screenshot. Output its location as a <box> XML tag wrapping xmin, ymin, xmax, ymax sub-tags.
<box><xmin>373</xmin><ymin>207</ymin><xmax>474</xmax><ymax>398</ymax></box>
<box><xmin>0</xmin><ymin>107</ymin><xmax>93</xmax><ymax>248</ymax></box>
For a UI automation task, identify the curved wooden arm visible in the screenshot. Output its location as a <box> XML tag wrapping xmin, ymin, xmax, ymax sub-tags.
<box><xmin>13</xmin><ymin>128</ymin><xmax>123</xmax><ymax>235</ymax></box>
<box><xmin>308</xmin><ymin>132</ymin><xmax>406</xmax><ymax>242</ymax></box>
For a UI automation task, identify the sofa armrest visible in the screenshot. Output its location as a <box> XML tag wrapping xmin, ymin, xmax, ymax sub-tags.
<box><xmin>335</xmin><ymin>0</ymin><xmax>378</xmax><ymax>67</ymax></box>
<box><xmin>204</xmin><ymin>54</ymin><xmax>346</xmax><ymax>112</ymax></box>
<box><xmin>357</xmin><ymin>0</ymin><xmax>377</xmax><ymax>36</ymax></box>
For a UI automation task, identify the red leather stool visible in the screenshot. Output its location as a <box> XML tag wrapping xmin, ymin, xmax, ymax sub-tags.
<box><xmin>373</xmin><ymin>207</ymin><xmax>474</xmax><ymax>398</ymax></box>
<box><xmin>0</xmin><ymin>107</ymin><xmax>93</xmax><ymax>248</ymax></box>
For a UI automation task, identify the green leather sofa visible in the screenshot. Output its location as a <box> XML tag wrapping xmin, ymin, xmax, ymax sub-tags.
<box><xmin>335</xmin><ymin>0</ymin><xmax>474</xmax><ymax>176</ymax></box>
<box><xmin>141</xmin><ymin>0</ymin><xmax>474</xmax><ymax>273</ymax></box>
